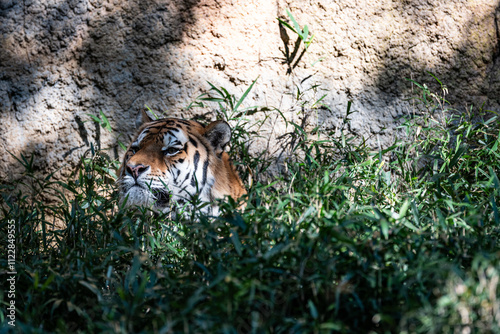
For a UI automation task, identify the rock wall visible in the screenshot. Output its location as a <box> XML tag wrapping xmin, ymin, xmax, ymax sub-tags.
<box><xmin>1</xmin><ymin>0</ymin><xmax>499</xmax><ymax>181</ymax></box>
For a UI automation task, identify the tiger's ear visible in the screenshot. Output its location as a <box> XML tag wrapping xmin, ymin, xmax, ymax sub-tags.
<box><xmin>204</xmin><ymin>121</ymin><xmax>231</xmax><ymax>155</ymax></box>
<box><xmin>135</xmin><ymin>109</ymin><xmax>153</xmax><ymax>128</ymax></box>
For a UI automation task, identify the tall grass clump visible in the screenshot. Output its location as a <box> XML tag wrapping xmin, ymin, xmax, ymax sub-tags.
<box><xmin>1</xmin><ymin>76</ymin><xmax>499</xmax><ymax>333</ymax></box>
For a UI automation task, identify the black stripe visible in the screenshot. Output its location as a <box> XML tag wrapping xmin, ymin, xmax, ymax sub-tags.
<box><xmin>145</xmin><ymin>124</ymin><xmax>168</xmax><ymax>131</ymax></box>
<box><xmin>189</xmin><ymin>136</ymin><xmax>198</xmax><ymax>148</ymax></box>
<box><xmin>146</xmin><ymin>125</ymin><xmax>180</xmax><ymax>132</ymax></box>
<box><xmin>182</xmin><ymin>172</ymin><xmax>191</xmax><ymax>186</ymax></box>
<box><xmin>191</xmin><ymin>151</ymin><xmax>200</xmax><ymax>187</ymax></box>
<box><xmin>193</xmin><ymin>151</ymin><xmax>200</xmax><ymax>171</ymax></box>
<box><xmin>202</xmin><ymin>158</ymin><xmax>209</xmax><ymax>185</ymax></box>
<box><xmin>173</xmin><ymin>168</ymin><xmax>181</xmax><ymax>184</ymax></box>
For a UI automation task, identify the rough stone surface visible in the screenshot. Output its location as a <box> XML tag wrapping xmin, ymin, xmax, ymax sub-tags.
<box><xmin>1</xmin><ymin>0</ymin><xmax>499</xmax><ymax>181</ymax></box>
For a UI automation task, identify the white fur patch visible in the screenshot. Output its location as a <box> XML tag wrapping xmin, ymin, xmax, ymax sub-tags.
<box><xmin>162</xmin><ymin>128</ymin><xmax>188</xmax><ymax>149</ymax></box>
<box><xmin>133</xmin><ymin>129</ymin><xmax>149</xmax><ymax>147</ymax></box>
<box><xmin>121</xmin><ymin>185</ymin><xmax>155</xmax><ymax>207</ymax></box>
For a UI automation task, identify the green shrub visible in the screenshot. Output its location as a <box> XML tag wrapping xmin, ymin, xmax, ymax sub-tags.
<box><xmin>1</xmin><ymin>76</ymin><xmax>499</xmax><ymax>333</ymax></box>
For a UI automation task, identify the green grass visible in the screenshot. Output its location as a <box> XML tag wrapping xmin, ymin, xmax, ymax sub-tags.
<box><xmin>1</xmin><ymin>78</ymin><xmax>499</xmax><ymax>333</ymax></box>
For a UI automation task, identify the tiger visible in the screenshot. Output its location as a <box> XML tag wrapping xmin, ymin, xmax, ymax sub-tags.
<box><xmin>118</xmin><ymin>112</ymin><xmax>246</xmax><ymax>216</ymax></box>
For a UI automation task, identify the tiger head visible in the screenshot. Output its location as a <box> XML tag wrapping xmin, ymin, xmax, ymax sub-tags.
<box><xmin>118</xmin><ymin>112</ymin><xmax>246</xmax><ymax>216</ymax></box>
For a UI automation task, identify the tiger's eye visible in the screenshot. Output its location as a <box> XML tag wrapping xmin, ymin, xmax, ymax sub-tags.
<box><xmin>164</xmin><ymin>147</ymin><xmax>180</xmax><ymax>156</ymax></box>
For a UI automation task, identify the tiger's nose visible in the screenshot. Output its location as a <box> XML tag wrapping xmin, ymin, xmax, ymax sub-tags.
<box><xmin>126</xmin><ymin>164</ymin><xmax>149</xmax><ymax>180</ymax></box>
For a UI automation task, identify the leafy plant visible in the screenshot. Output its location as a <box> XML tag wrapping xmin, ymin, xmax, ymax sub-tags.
<box><xmin>87</xmin><ymin>110</ymin><xmax>113</xmax><ymax>133</ymax></box>
<box><xmin>1</xmin><ymin>75</ymin><xmax>498</xmax><ymax>333</ymax></box>
<box><xmin>278</xmin><ymin>9</ymin><xmax>314</xmax><ymax>49</ymax></box>
<box><xmin>277</xmin><ymin>9</ymin><xmax>318</xmax><ymax>73</ymax></box>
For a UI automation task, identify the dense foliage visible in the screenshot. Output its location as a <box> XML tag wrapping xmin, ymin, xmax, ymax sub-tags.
<box><xmin>1</xmin><ymin>79</ymin><xmax>499</xmax><ymax>333</ymax></box>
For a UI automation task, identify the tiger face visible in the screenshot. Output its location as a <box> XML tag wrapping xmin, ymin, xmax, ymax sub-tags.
<box><xmin>118</xmin><ymin>113</ymin><xmax>246</xmax><ymax>216</ymax></box>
